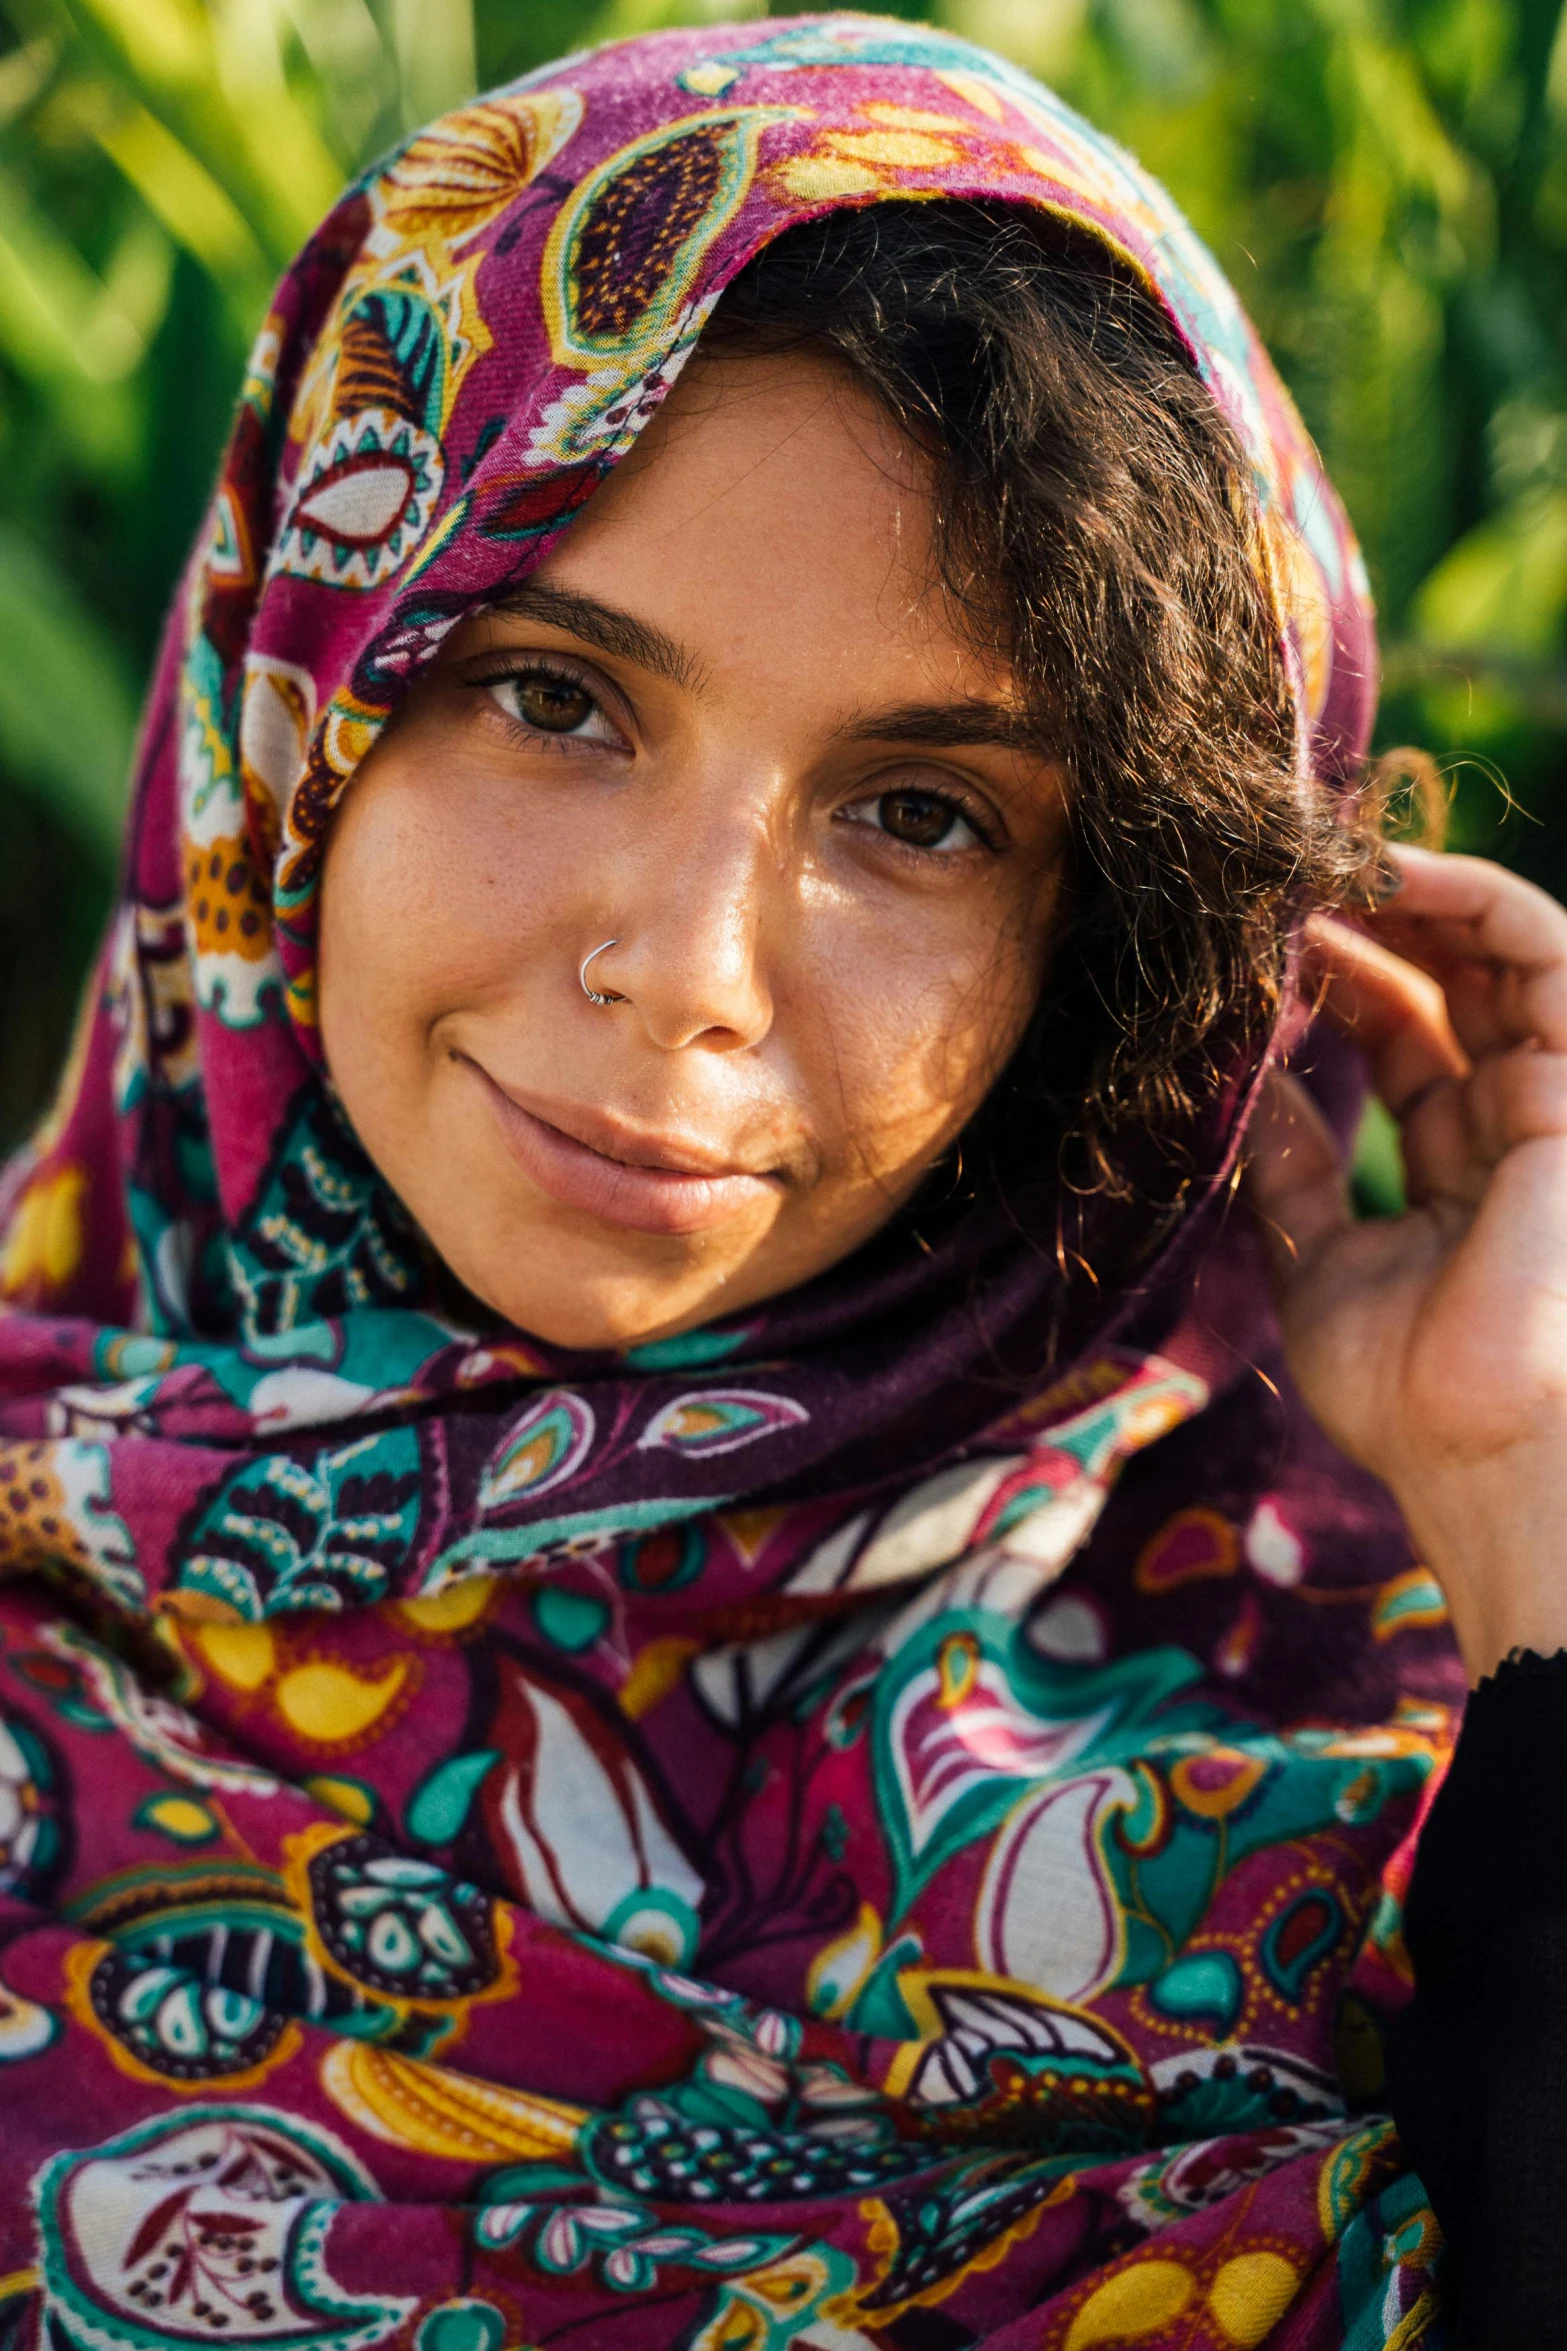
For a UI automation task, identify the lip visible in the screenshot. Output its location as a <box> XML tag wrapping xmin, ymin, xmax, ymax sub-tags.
<box><xmin>464</xmin><ymin>1060</ymin><xmax>783</xmax><ymax>1236</ymax></box>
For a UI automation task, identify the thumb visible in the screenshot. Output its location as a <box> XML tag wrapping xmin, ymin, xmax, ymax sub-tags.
<box><xmin>1243</xmin><ymin>1066</ymin><xmax>1355</xmax><ymax>1303</ymax></box>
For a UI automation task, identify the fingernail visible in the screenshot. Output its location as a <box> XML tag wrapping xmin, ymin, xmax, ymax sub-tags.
<box><xmin>1370</xmin><ymin>858</ymin><xmax>1404</xmax><ymax>903</ymax></box>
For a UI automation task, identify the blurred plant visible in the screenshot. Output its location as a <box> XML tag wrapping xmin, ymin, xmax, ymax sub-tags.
<box><xmin>1012</xmin><ymin>0</ymin><xmax>1567</xmax><ymax>894</ymax></box>
<box><xmin>0</xmin><ymin>0</ymin><xmax>480</xmax><ymax>1137</ymax></box>
<box><xmin>1</xmin><ymin>0</ymin><xmax>1566</xmax><ymax>1152</ymax></box>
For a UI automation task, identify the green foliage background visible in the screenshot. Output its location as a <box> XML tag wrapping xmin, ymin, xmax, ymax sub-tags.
<box><xmin>0</xmin><ymin>0</ymin><xmax>1563</xmax><ymax>1151</ymax></box>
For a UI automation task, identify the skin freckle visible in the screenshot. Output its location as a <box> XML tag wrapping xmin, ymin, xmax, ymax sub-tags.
<box><xmin>319</xmin><ymin>349</ymin><xmax>1067</xmax><ymax>1351</ymax></box>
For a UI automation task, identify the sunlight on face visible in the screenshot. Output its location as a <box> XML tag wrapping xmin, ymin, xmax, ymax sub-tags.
<box><xmin>318</xmin><ymin>350</ymin><xmax>1068</xmax><ymax>1349</ymax></box>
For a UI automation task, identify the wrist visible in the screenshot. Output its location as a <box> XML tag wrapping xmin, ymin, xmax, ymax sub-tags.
<box><xmin>1392</xmin><ymin>1440</ymin><xmax>1567</xmax><ymax>1684</ymax></box>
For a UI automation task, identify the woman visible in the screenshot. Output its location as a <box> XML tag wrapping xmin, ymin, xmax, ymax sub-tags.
<box><xmin>0</xmin><ymin>15</ymin><xmax>1554</xmax><ymax>2345</ymax></box>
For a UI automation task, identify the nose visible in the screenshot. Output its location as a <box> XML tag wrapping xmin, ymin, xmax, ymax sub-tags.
<box><xmin>594</xmin><ymin>772</ymin><xmax>778</xmax><ymax>1053</ymax></box>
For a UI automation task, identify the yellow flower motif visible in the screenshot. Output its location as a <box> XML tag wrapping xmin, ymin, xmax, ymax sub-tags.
<box><xmin>274</xmin><ymin>1657</ymin><xmax>411</xmax><ymax>1745</ymax></box>
<box><xmin>0</xmin><ymin>1163</ymin><xmax>87</xmax><ymax>1299</ymax></box>
<box><xmin>321</xmin><ymin>2040</ymin><xmax>583</xmax><ymax>2161</ymax></box>
<box><xmin>378</xmin><ymin>90</ymin><xmax>584</xmax><ymax>251</ymax></box>
<box><xmin>770</xmin><ymin>156</ymin><xmax>881</xmax><ymax>202</ymax></box>
<box><xmin>861</xmin><ymin>102</ymin><xmax>982</xmax><ymax>133</ymax></box>
<box><xmin>823</xmin><ymin>129</ymin><xmax>964</xmax><ymax>168</ymax></box>
<box><xmin>1065</xmin><ymin>2261</ymin><xmax>1195</xmax><ymax>2350</ymax></box>
<box><xmin>1207</xmin><ymin>2251</ymin><xmax>1302</xmax><ymax>2346</ymax></box>
<box><xmin>187</xmin><ymin>1618</ymin><xmax>277</xmax><ymax>1692</ymax></box>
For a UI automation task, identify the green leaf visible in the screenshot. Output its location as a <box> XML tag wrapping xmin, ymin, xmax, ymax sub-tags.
<box><xmin>1351</xmin><ymin>1096</ymin><xmax>1404</xmax><ymax>1221</ymax></box>
<box><xmin>61</xmin><ymin>0</ymin><xmax>348</xmax><ymax>269</ymax></box>
<box><xmin>0</xmin><ymin>524</ymin><xmax>137</xmax><ymax>848</ymax></box>
<box><xmin>1415</xmin><ymin>491</ymin><xmax>1567</xmax><ymax>660</ymax></box>
<box><xmin>387</xmin><ymin>0</ymin><xmax>476</xmax><ymax>129</ymax></box>
<box><xmin>96</xmin><ymin>95</ymin><xmax>272</xmax><ymax>310</ymax></box>
<box><xmin>405</xmin><ymin>1748</ymin><xmax>499</xmax><ymax>1844</ymax></box>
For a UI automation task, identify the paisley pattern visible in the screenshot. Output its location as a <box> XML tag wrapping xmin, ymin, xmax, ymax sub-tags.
<box><xmin>294</xmin><ymin>1828</ymin><xmax>508</xmax><ymax>2007</ymax></box>
<box><xmin>478</xmin><ymin>1392</ymin><xmax>595</xmax><ymax>1509</ymax></box>
<box><xmin>174</xmin><ymin>1429</ymin><xmax>423</xmax><ymax>1617</ymax></box>
<box><xmin>0</xmin><ymin>1705</ymin><xmax>64</xmax><ymax>1899</ymax></box>
<box><xmin>72</xmin><ymin>1938</ymin><xmax>301</xmax><ymax>2086</ymax></box>
<box><xmin>33</xmin><ymin>2108</ymin><xmax>411</xmax><ymax>2351</ymax></box>
<box><xmin>0</xmin><ymin>16</ymin><xmax>1451</xmax><ymax>2351</ymax></box>
<box><xmin>640</xmin><ymin>1390</ymin><xmax>810</xmax><ymax>1459</ymax></box>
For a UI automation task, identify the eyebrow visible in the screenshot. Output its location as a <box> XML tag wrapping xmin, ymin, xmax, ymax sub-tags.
<box><xmin>486</xmin><ymin>583</ymin><xmax>700</xmax><ymax>691</ymax></box>
<box><xmin>839</xmin><ymin>699</ymin><xmax>1039</xmax><ymax>753</ymax></box>
<box><xmin>486</xmin><ymin>584</ymin><xmax>1036</xmax><ymax>751</ymax></box>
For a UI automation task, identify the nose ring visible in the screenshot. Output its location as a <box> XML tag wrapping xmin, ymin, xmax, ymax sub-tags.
<box><xmin>579</xmin><ymin>939</ymin><xmax>626</xmax><ymax>1006</ymax></box>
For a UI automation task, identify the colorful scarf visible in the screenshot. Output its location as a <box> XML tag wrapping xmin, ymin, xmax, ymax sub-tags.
<box><xmin>0</xmin><ymin>17</ymin><xmax>1457</xmax><ymax>2348</ymax></box>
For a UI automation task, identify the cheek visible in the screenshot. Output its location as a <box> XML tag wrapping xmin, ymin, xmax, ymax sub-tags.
<box><xmin>797</xmin><ymin>896</ymin><xmax>1045</xmax><ymax>1182</ymax></box>
<box><xmin>320</xmin><ymin>823</ymin><xmax>450</xmax><ymax>1083</ymax></box>
<box><xmin>320</xmin><ymin>757</ymin><xmax>564</xmax><ymax>1057</ymax></box>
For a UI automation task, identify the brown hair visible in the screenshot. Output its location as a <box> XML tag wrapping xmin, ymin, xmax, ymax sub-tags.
<box><xmin>707</xmin><ymin>202</ymin><xmax>1384</xmax><ymax>1228</ymax></box>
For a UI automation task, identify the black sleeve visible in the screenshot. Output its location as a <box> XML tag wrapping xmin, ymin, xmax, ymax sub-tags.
<box><xmin>1388</xmin><ymin>1649</ymin><xmax>1567</xmax><ymax>2346</ymax></box>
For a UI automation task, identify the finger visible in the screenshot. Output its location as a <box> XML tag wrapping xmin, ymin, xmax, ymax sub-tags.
<box><xmin>1367</xmin><ymin>845</ymin><xmax>1567</xmax><ymax>1052</ymax></box>
<box><xmin>1369</xmin><ymin>915</ymin><xmax>1539</xmax><ymax>1063</ymax></box>
<box><xmin>1297</xmin><ymin>917</ymin><xmax>1480</xmax><ymax>1205</ymax></box>
<box><xmin>1424</xmin><ymin>957</ymin><xmax>1517</xmax><ymax>1064</ymax></box>
<box><xmin>1466</xmin><ymin>1044</ymin><xmax>1567</xmax><ymax>1162</ymax></box>
<box><xmin>1299</xmin><ymin>914</ymin><xmax>1469</xmax><ymax>1117</ymax></box>
<box><xmin>1243</xmin><ymin>1065</ymin><xmax>1353</xmax><ymax>1298</ymax></box>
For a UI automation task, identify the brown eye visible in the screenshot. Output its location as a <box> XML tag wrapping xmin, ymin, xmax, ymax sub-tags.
<box><xmin>515</xmin><ymin>672</ymin><xmax>595</xmax><ymax>733</ymax></box>
<box><xmin>878</xmin><ymin>789</ymin><xmax>964</xmax><ymax>849</ymax></box>
<box><xmin>482</xmin><ymin>664</ymin><xmax>621</xmax><ymax>750</ymax></box>
<box><xmin>841</xmin><ymin>782</ymin><xmax>986</xmax><ymax>855</ymax></box>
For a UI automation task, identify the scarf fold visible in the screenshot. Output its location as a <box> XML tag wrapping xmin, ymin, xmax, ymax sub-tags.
<box><xmin>0</xmin><ymin>18</ymin><xmax>1455</xmax><ymax>2350</ymax></box>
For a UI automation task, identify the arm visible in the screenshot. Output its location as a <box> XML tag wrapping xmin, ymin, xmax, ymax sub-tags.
<box><xmin>1390</xmin><ymin>1649</ymin><xmax>1567</xmax><ymax>2345</ymax></box>
<box><xmin>1248</xmin><ymin>844</ymin><xmax>1567</xmax><ymax>1683</ymax></box>
<box><xmin>1247</xmin><ymin>846</ymin><xmax>1567</xmax><ymax>2335</ymax></box>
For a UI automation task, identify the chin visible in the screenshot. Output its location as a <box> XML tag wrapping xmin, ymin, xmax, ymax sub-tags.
<box><xmin>494</xmin><ymin>1292</ymin><xmax>706</xmax><ymax>1354</ymax></box>
<box><xmin>443</xmin><ymin>1246</ymin><xmax>718</xmax><ymax>1355</ymax></box>
<box><xmin>426</xmin><ymin>1181</ymin><xmax>785</xmax><ymax>1350</ymax></box>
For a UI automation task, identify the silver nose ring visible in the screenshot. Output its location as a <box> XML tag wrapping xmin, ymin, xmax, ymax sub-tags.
<box><xmin>579</xmin><ymin>939</ymin><xmax>626</xmax><ymax>1006</ymax></box>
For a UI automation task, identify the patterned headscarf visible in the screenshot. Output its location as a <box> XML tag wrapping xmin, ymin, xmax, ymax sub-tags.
<box><xmin>0</xmin><ymin>27</ymin><xmax>1455</xmax><ymax>2351</ymax></box>
<box><xmin>0</xmin><ymin>11</ymin><xmax>1372</xmax><ymax>1614</ymax></box>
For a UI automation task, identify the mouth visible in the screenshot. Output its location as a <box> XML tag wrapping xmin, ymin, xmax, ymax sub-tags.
<box><xmin>460</xmin><ymin>1058</ymin><xmax>785</xmax><ymax>1237</ymax></box>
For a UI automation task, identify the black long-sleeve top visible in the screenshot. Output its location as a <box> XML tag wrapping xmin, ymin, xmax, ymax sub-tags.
<box><xmin>1389</xmin><ymin>1650</ymin><xmax>1567</xmax><ymax>2345</ymax></box>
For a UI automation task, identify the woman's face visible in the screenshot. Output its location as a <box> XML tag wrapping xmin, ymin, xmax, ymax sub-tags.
<box><xmin>319</xmin><ymin>349</ymin><xmax>1067</xmax><ymax>1350</ymax></box>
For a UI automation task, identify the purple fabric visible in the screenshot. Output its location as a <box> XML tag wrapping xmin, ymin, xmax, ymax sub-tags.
<box><xmin>0</xmin><ymin>20</ymin><xmax>1456</xmax><ymax>2350</ymax></box>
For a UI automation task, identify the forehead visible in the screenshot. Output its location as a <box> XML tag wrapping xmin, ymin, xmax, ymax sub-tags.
<box><xmin>558</xmin><ymin>347</ymin><xmax>930</xmax><ymax>570</ymax></box>
<box><xmin>231</xmin><ymin>16</ymin><xmax>1362</xmax><ymax>973</ymax></box>
<box><xmin>513</xmin><ymin>347</ymin><xmax>1008</xmax><ymax>698</ymax></box>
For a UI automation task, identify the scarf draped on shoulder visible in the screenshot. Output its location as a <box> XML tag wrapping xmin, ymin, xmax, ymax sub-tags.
<box><xmin>0</xmin><ymin>18</ymin><xmax>1455</xmax><ymax>2349</ymax></box>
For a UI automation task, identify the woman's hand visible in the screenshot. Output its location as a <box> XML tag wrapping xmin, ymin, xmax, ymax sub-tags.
<box><xmin>1247</xmin><ymin>843</ymin><xmax>1567</xmax><ymax>1682</ymax></box>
